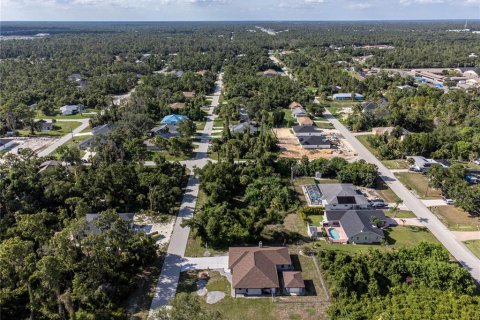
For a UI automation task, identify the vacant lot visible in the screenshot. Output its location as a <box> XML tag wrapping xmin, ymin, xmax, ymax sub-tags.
<box><xmin>382</xmin><ymin>159</ymin><xmax>410</xmax><ymax>170</ymax></box>
<box><xmin>395</xmin><ymin>172</ymin><xmax>442</xmax><ymax>199</ymax></box>
<box><xmin>430</xmin><ymin>206</ymin><xmax>480</xmax><ymax>231</ymax></box>
<box><xmin>464</xmin><ymin>240</ymin><xmax>480</xmax><ymax>259</ymax></box>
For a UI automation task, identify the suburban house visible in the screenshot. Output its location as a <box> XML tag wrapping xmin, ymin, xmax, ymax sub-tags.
<box><xmin>317</xmin><ymin>184</ymin><xmax>371</xmax><ymax>210</ymax></box>
<box><xmin>333</xmin><ymin>93</ymin><xmax>364</xmax><ymax>101</ymax></box>
<box><xmin>169</xmin><ymin>102</ymin><xmax>186</xmax><ymax>110</ymax></box>
<box><xmin>0</xmin><ymin>138</ymin><xmax>15</xmax><ymax>151</ymax></box>
<box><xmin>151</xmin><ymin>124</ymin><xmax>180</xmax><ymax>138</ymax></box>
<box><xmin>322</xmin><ymin>209</ymin><xmax>386</xmax><ymax>244</ymax></box>
<box><xmin>35</xmin><ymin>119</ymin><xmax>54</xmax><ymax>131</ymax></box>
<box><xmin>160</xmin><ymin>114</ymin><xmax>188</xmax><ymax>125</ymax></box>
<box><xmin>289</xmin><ymin>101</ymin><xmax>302</xmax><ymax>110</ymax></box>
<box><xmin>60</xmin><ymin>104</ymin><xmax>84</xmax><ymax>115</ymax></box>
<box><xmin>230</xmin><ymin>122</ymin><xmax>258</xmax><ymax>135</ymax></box>
<box><xmin>291</xmin><ymin>108</ymin><xmax>307</xmax><ymax>118</ymax></box>
<box><xmin>298</xmin><ymin>136</ymin><xmax>332</xmax><ymax>149</ymax></box>
<box><xmin>79</xmin><ymin>123</ymin><xmax>114</xmax><ymax>150</ymax></box>
<box><xmin>292</xmin><ymin>125</ymin><xmax>323</xmax><ymax>136</ymax></box>
<box><xmin>263</xmin><ymin>69</ymin><xmax>278</xmax><ymax>77</ymax></box>
<box><xmin>228</xmin><ymin>246</ymin><xmax>305</xmax><ymax>297</ymax></box>
<box><xmin>83</xmin><ymin>213</ymin><xmax>135</xmax><ymax>236</ymax></box>
<box><xmin>238</xmin><ymin>108</ymin><xmax>250</xmax><ymax>122</ymax></box>
<box><xmin>296</xmin><ymin>116</ymin><xmax>314</xmax><ymax>126</ymax></box>
<box><xmin>407</xmin><ymin>156</ymin><xmax>450</xmax><ymax>172</ymax></box>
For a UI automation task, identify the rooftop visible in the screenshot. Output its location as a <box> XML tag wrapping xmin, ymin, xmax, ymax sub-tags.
<box><xmin>292</xmin><ymin>125</ymin><xmax>321</xmax><ymax>134</ymax></box>
<box><xmin>298</xmin><ymin>135</ymin><xmax>331</xmax><ymax>146</ymax></box>
<box><xmin>318</xmin><ymin>183</ymin><xmax>370</xmax><ymax>206</ymax></box>
<box><xmin>325</xmin><ymin>209</ymin><xmax>386</xmax><ymax>238</ymax></box>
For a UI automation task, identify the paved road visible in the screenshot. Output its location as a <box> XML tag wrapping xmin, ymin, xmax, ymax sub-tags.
<box><xmin>37</xmin><ymin>119</ymin><xmax>90</xmax><ymax>157</ymax></box>
<box><xmin>324</xmin><ymin>109</ymin><xmax>480</xmax><ymax>283</ymax></box>
<box><xmin>148</xmin><ymin>73</ymin><xmax>223</xmax><ymax>318</ymax></box>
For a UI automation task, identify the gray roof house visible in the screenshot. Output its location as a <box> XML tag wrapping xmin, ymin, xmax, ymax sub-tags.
<box><xmin>323</xmin><ymin>209</ymin><xmax>386</xmax><ymax>244</ymax></box>
<box><xmin>291</xmin><ymin>108</ymin><xmax>307</xmax><ymax>118</ymax></box>
<box><xmin>318</xmin><ymin>184</ymin><xmax>371</xmax><ymax>210</ymax></box>
<box><xmin>292</xmin><ymin>125</ymin><xmax>323</xmax><ymax>137</ymax></box>
<box><xmin>0</xmin><ymin>138</ymin><xmax>15</xmax><ymax>151</ymax></box>
<box><xmin>230</xmin><ymin>122</ymin><xmax>258</xmax><ymax>135</ymax></box>
<box><xmin>150</xmin><ymin>124</ymin><xmax>180</xmax><ymax>138</ymax></box>
<box><xmin>60</xmin><ymin>104</ymin><xmax>84</xmax><ymax>116</ymax></box>
<box><xmin>298</xmin><ymin>136</ymin><xmax>332</xmax><ymax>149</ymax></box>
<box><xmin>35</xmin><ymin>119</ymin><xmax>54</xmax><ymax>131</ymax></box>
<box><xmin>79</xmin><ymin>123</ymin><xmax>113</xmax><ymax>150</ymax></box>
<box><xmin>84</xmin><ymin>213</ymin><xmax>135</xmax><ymax>236</ymax></box>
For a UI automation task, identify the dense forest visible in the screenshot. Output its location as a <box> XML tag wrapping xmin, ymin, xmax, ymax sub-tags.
<box><xmin>318</xmin><ymin>242</ymin><xmax>480</xmax><ymax>319</ymax></box>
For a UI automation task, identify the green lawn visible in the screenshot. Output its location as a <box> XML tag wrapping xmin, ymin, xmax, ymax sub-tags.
<box><xmin>145</xmin><ymin>150</ymin><xmax>190</xmax><ymax>162</ymax></box>
<box><xmin>36</xmin><ymin>109</ymin><xmax>97</xmax><ymax>120</ymax></box>
<box><xmin>312</xmin><ymin>225</ymin><xmax>440</xmax><ymax>255</ymax></box>
<box><xmin>307</xmin><ymin>215</ymin><xmax>323</xmax><ymax>226</ymax></box>
<box><xmin>374</xmin><ymin>178</ymin><xmax>400</xmax><ymax>203</ymax></box>
<box><xmin>184</xmin><ymin>234</ymin><xmax>227</xmax><ymax>258</ymax></box>
<box><xmin>195</xmin><ymin>121</ymin><xmax>206</xmax><ymax>131</ymax></box>
<box><xmin>18</xmin><ymin>121</ymin><xmax>82</xmax><ymax>137</ymax></box>
<box><xmin>213</xmin><ymin>118</ymin><xmax>224</xmax><ymax>128</ymax></box>
<box><xmin>385</xmin><ymin>210</ymin><xmax>416</xmax><ymax>219</ymax></box>
<box><xmin>314</xmin><ymin>121</ymin><xmax>334</xmax><ymax>129</ymax></box>
<box><xmin>464</xmin><ymin>240</ymin><xmax>480</xmax><ymax>259</ymax></box>
<box><xmin>382</xmin><ymin>159</ymin><xmax>410</xmax><ymax>170</ymax></box>
<box><xmin>430</xmin><ymin>206</ymin><xmax>480</xmax><ymax>231</ymax></box>
<box><xmin>395</xmin><ymin>172</ymin><xmax>442</xmax><ymax>199</ymax></box>
<box><xmin>356</xmin><ymin>134</ymin><xmax>379</xmax><ymax>157</ymax></box>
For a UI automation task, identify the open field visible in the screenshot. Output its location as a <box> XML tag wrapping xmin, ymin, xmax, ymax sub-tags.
<box><xmin>314</xmin><ymin>121</ymin><xmax>334</xmax><ymax>129</ymax></box>
<box><xmin>430</xmin><ymin>206</ymin><xmax>480</xmax><ymax>231</ymax></box>
<box><xmin>395</xmin><ymin>172</ymin><xmax>442</xmax><ymax>199</ymax></box>
<box><xmin>356</xmin><ymin>134</ymin><xmax>378</xmax><ymax>157</ymax></box>
<box><xmin>382</xmin><ymin>159</ymin><xmax>410</xmax><ymax>170</ymax></box>
<box><xmin>18</xmin><ymin>121</ymin><xmax>82</xmax><ymax>137</ymax></box>
<box><xmin>464</xmin><ymin>240</ymin><xmax>480</xmax><ymax>259</ymax></box>
<box><xmin>385</xmin><ymin>210</ymin><xmax>417</xmax><ymax>219</ymax></box>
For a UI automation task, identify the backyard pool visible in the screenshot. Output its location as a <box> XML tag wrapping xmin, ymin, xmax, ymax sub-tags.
<box><xmin>328</xmin><ymin>228</ymin><xmax>340</xmax><ymax>240</ymax></box>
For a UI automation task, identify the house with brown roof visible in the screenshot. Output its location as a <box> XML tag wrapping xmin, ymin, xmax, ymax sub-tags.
<box><xmin>296</xmin><ymin>116</ymin><xmax>314</xmax><ymax>126</ymax></box>
<box><xmin>289</xmin><ymin>101</ymin><xmax>303</xmax><ymax>110</ymax></box>
<box><xmin>228</xmin><ymin>246</ymin><xmax>304</xmax><ymax>297</ymax></box>
<box><xmin>169</xmin><ymin>102</ymin><xmax>186</xmax><ymax>110</ymax></box>
<box><xmin>182</xmin><ymin>91</ymin><xmax>195</xmax><ymax>99</ymax></box>
<box><xmin>263</xmin><ymin>69</ymin><xmax>278</xmax><ymax>77</ymax></box>
<box><xmin>282</xmin><ymin>271</ymin><xmax>305</xmax><ymax>295</ymax></box>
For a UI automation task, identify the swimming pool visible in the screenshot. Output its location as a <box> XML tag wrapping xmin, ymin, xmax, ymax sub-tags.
<box><xmin>328</xmin><ymin>228</ymin><xmax>340</xmax><ymax>240</ymax></box>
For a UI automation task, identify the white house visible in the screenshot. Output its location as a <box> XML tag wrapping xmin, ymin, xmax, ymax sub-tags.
<box><xmin>298</xmin><ymin>136</ymin><xmax>332</xmax><ymax>149</ymax></box>
<box><xmin>292</xmin><ymin>125</ymin><xmax>323</xmax><ymax>137</ymax></box>
<box><xmin>60</xmin><ymin>104</ymin><xmax>84</xmax><ymax>116</ymax></box>
<box><xmin>317</xmin><ymin>184</ymin><xmax>371</xmax><ymax>210</ymax></box>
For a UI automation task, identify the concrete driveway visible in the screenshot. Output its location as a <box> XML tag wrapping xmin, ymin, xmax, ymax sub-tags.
<box><xmin>181</xmin><ymin>256</ymin><xmax>229</xmax><ymax>272</ymax></box>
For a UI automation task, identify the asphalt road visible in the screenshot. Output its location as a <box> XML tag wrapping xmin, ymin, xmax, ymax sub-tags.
<box><xmin>324</xmin><ymin>109</ymin><xmax>480</xmax><ymax>283</ymax></box>
<box><xmin>148</xmin><ymin>73</ymin><xmax>223</xmax><ymax>318</ymax></box>
<box><xmin>36</xmin><ymin>118</ymin><xmax>90</xmax><ymax>157</ymax></box>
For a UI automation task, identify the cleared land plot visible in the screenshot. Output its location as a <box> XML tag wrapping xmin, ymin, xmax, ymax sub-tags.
<box><xmin>312</xmin><ymin>225</ymin><xmax>440</xmax><ymax>254</ymax></box>
<box><xmin>273</xmin><ymin>128</ymin><xmax>348</xmax><ymax>160</ymax></box>
<box><xmin>314</xmin><ymin>121</ymin><xmax>334</xmax><ymax>129</ymax></box>
<box><xmin>464</xmin><ymin>240</ymin><xmax>480</xmax><ymax>259</ymax></box>
<box><xmin>382</xmin><ymin>159</ymin><xmax>410</xmax><ymax>170</ymax></box>
<box><xmin>385</xmin><ymin>210</ymin><xmax>417</xmax><ymax>219</ymax></box>
<box><xmin>395</xmin><ymin>172</ymin><xmax>442</xmax><ymax>199</ymax></box>
<box><xmin>430</xmin><ymin>206</ymin><xmax>480</xmax><ymax>231</ymax></box>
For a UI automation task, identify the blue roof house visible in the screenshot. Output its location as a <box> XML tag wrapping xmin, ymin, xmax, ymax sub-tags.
<box><xmin>160</xmin><ymin>114</ymin><xmax>188</xmax><ymax>125</ymax></box>
<box><xmin>333</xmin><ymin>93</ymin><xmax>364</xmax><ymax>101</ymax></box>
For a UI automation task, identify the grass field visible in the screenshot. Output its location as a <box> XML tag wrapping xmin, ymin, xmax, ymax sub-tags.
<box><xmin>145</xmin><ymin>150</ymin><xmax>190</xmax><ymax>161</ymax></box>
<box><xmin>385</xmin><ymin>210</ymin><xmax>417</xmax><ymax>219</ymax></box>
<box><xmin>36</xmin><ymin>109</ymin><xmax>98</xmax><ymax>120</ymax></box>
<box><xmin>374</xmin><ymin>178</ymin><xmax>400</xmax><ymax>203</ymax></box>
<box><xmin>195</xmin><ymin>121</ymin><xmax>206</xmax><ymax>131</ymax></box>
<box><xmin>464</xmin><ymin>240</ymin><xmax>480</xmax><ymax>259</ymax></box>
<box><xmin>395</xmin><ymin>172</ymin><xmax>442</xmax><ymax>199</ymax></box>
<box><xmin>312</xmin><ymin>225</ymin><xmax>440</xmax><ymax>254</ymax></box>
<box><xmin>314</xmin><ymin>121</ymin><xmax>334</xmax><ymax>129</ymax></box>
<box><xmin>18</xmin><ymin>121</ymin><xmax>82</xmax><ymax>137</ymax></box>
<box><xmin>356</xmin><ymin>134</ymin><xmax>379</xmax><ymax>157</ymax></box>
<box><xmin>382</xmin><ymin>159</ymin><xmax>410</xmax><ymax>170</ymax></box>
<box><xmin>430</xmin><ymin>206</ymin><xmax>480</xmax><ymax>231</ymax></box>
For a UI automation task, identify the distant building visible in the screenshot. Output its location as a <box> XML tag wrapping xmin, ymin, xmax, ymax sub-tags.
<box><xmin>169</xmin><ymin>102</ymin><xmax>186</xmax><ymax>110</ymax></box>
<box><xmin>407</xmin><ymin>156</ymin><xmax>449</xmax><ymax>172</ymax></box>
<box><xmin>296</xmin><ymin>116</ymin><xmax>314</xmax><ymax>126</ymax></box>
<box><xmin>150</xmin><ymin>124</ymin><xmax>180</xmax><ymax>138</ymax></box>
<box><xmin>60</xmin><ymin>104</ymin><xmax>84</xmax><ymax>116</ymax></box>
<box><xmin>333</xmin><ymin>93</ymin><xmax>364</xmax><ymax>101</ymax></box>
<box><xmin>372</xmin><ymin>126</ymin><xmax>409</xmax><ymax>141</ymax></box>
<box><xmin>230</xmin><ymin>122</ymin><xmax>258</xmax><ymax>135</ymax></box>
<box><xmin>79</xmin><ymin>124</ymin><xmax>113</xmax><ymax>150</ymax></box>
<box><xmin>0</xmin><ymin>138</ymin><xmax>15</xmax><ymax>151</ymax></box>
<box><xmin>291</xmin><ymin>108</ymin><xmax>307</xmax><ymax>118</ymax></box>
<box><xmin>263</xmin><ymin>69</ymin><xmax>278</xmax><ymax>77</ymax></box>
<box><xmin>238</xmin><ymin>108</ymin><xmax>250</xmax><ymax>122</ymax></box>
<box><xmin>288</xmin><ymin>101</ymin><xmax>303</xmax><ymax>110</ymax></box>
<box><xmin>160</xmin><ymin>114</ymin><xmax>188</xmax><ymax>125</ymax></box>
<box><xmin>292</xmin><ymin>125</ymin><xmax>323</xmax><ymax>136</ymax></box>
<box><xmin>35</xmin><ymin>119</ymin><xmax>54</xmax><ymax>131</ymax></box>
<box><xmin>298</xmin><ymin>136</ymin><xmax>331</xmax><ymax>149</ymax></box>
<box><xmin>317</xmin><ymin>184</ymin><xmax>371</xmax><ymax>210</ymax></box>
<box><xmin>182</xmin><ymin>91</ymin><xmax>195</xmax><ymax>99</ymax></box>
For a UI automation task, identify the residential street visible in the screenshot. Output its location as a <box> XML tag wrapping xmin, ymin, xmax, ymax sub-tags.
<box><xmin>324</xmin><ymin>109</ymin><xmax>480</xmax><ymax>283</ymax></box>
<box><xmin>36</xmin><ymin>118</ymin><xmax>90</xmax><ymax>157</ymax></box>
<box><xmin>148</xmin><ymin>73</ymin><xmax>223</xmax><ymax>318</ymax></box>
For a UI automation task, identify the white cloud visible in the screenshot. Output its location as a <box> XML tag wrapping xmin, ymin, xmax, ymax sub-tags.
<box><xmin>347</xmin><ymin>1</ymin><xmax>372</xmax><ymax>9</ymax></box>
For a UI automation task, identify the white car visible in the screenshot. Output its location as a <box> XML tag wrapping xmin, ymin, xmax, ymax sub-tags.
<box><xmin>443</xmin><ymin>198</ymin><xmax>455</xmax><ymax>205</ymax></box>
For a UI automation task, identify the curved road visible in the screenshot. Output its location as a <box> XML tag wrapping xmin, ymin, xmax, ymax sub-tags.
<box><xmin>324</xmin><ymin>110</ymin><xmax>480</xmax><ymax>283</ymax></box>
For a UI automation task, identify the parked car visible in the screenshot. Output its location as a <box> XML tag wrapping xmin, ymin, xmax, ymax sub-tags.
<box><xmin>370</xmin><ymin>199</ymin><xmax>387</xmax><ymax>208</ymax></box>
<box><xmin>443</xmin><ymin>197</ymin><xmax>455</xmax><ymax>205</ymax></box>
<box><xmin>473</xmin><ymin>159</ymin><xmax>480</xmax><ymax>165</ymax></box>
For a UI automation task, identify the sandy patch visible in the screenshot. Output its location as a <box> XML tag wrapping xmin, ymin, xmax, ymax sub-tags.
<box><xmin>134</xmin><ymin>214</ymin><xmax>175</xmax><ymax>247</ymax></box>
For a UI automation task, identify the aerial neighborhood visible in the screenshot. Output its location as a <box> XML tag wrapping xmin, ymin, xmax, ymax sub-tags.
<box><xmin>1</xmin><ymin>17</ymin><xmax>480</xmax><ymax>320</ymax></box>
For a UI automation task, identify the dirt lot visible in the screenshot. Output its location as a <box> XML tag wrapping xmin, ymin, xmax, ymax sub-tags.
<box><xmin>273</xmin><ymin>128</ymin><xmax>355</xmax><ymax>160</ymax></box>
<box><xmin>5</xmin><ymin>137</ymin><xmax>58</xmax><ymax>155</ymax></box>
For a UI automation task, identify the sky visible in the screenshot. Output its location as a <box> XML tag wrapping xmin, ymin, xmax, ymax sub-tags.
<box><xmin>2</xmin><ymin>0</ymin><xmax>480</xmax><ymax>21</ymax></box>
